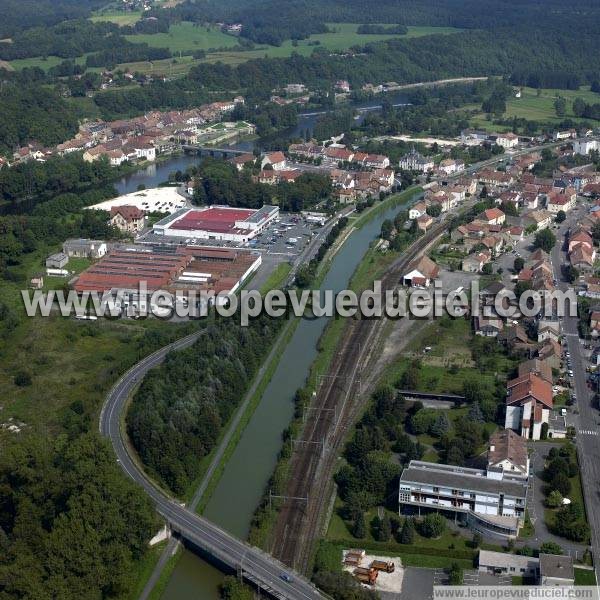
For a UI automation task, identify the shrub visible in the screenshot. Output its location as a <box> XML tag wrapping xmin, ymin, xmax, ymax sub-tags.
<box><xmin>419</xmin><ymin>512</ymin><xmax>447</xmax><ymax>538</ymax></box>
<box><xmin>13</xmin><ymin>371</ymin><xmax>32</xmax><ymax>387</ymax></box>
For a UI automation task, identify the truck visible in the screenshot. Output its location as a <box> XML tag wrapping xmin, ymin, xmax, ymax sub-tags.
<box><xmin>354</xmin><ymin>567</ymin><xmax>377</xmax><ymax>585</ymax></box>
<box><xmin>371</xmin><ymin>560</ymin><xmax>395</xmax><ymax>573</ymax></box>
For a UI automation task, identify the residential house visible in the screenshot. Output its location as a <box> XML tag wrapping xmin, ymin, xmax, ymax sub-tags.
<box><xmin>522</xmin><ymin>210</ymin><xmax>552</xmax><ymax>231</ymax></box>
<box><xmin>231</xmin><ymin>153</ymin><xmax>256</xmax><ymax>171</ymax></box>
<box><xmin>539</xmin><ymin>554</ymin><xmax>574</xmax><ymax>586</ymax></box>
<box><xmin>546</xmin><ymin>190</ymin><xmax>575</xmax><ymax>214</ymax></box>
<box><xmin>507</xmin><ymin>226</ymin><xmax>524</xmax><ymax>242</ymax></box>
<box><xmin>402</xmin><ymin>255</ymin><xmax>439</xmax><ymax>287</ymax></box>
<box><xmin>46</xmin><ymin>252</ymin><xmax>69</xmax><ymax>269</ymax></box>
<box><xmin>538</xmin><ymin>339</ymin><xmax>562</xmax><ymax>370</ymax></box>
<box><xmin>487</xmin><ymin>429</ymin><xmax>529</xmax><ymax>477</ymax></box>
<box><xmin>569</xmin><ymin>244</ymin><xmax>594</xmax><ymax>272</ymax></box>
<box><xmin>438</xmin><ymin>158</ymin><xmax>465</xmax><ymax>175</ymax></box>
<box><xmin>462</xmin><ymin>251</ymin><xmax>491</xmax><ymax>273</ymax></box>
<box><xmin>474</xmin><ymin>316</ymin><xmax>503</xmax><ymax>337</ymax></box>
<box><xmin>494</xmin><ymin>132</ymin><xmax>519</xmax><ymax>149</ymax></box>
<box><xmin>505</xmin><ymin>372</ymin><xmax>553</xmax><ymax>440</ymax></box>
<box><xmin>417</xmin><ymin>214</ymin><xmax>434</xmax><ymax>232</ymax></box>
<box><xmin>323</xmin><ymin>146</ymin><xmax>355</xmax><ymax>165</ymax></box>
<box><xmin>261</xmin><ymin>151</ymin><xmax>287</xmax><ymax>171</ymax></box>
<box><xmin>109</xmin><ymin>205</ymin><xmax>145</xmax><ymax>234</ymax></box>
<box><xmin>481</xmin><ymin>207</ymin><xmax>506</xmax><ymax>226</ymax></box>
<box><xmin>409</xmin><ymin>201</ymin><xmax>427</xmax><ymax>220</ymax></box>
<box><xmin>399</xmin><ymin>149</ymin><xmax>435</xmax><ymax>173</ymax></box>
<box><xmin>63</xmin><ymin>239</ymin><xmax>107</xmax><ymax>259</ymax></box>
<box><xmin>364</xmin><ymin>154</ymin><xmax>390</xmax><ymax>169</ymax></box>
<box><xmin>518</xmin><ymin>358</ymin><xmax>553</xmax><ymax>384</ymax></box>
<box><xmin>258</xmin><ymin>170</ymin><xmax>278</xmax><ymax>185</ymax></box>
<box><xmin>537</xmin><ymin>319</ymin><xmax>560</xmax><ymax>343</ymax></box>
<box><xmin>477</xmin><ymin>170</ymin><xmax>515</xmax><ymax>188</ymax></box>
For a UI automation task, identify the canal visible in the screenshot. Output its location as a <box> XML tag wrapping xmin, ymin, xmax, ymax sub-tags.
<box><xmin>160</xmin><ymin>191</ymin><xmax>419</xmax><ymax>599</ymax></box>
<box><xmin>116</xmin><ymin>91</ymin><xmax>411</xmax><ymax>598</ymax></box>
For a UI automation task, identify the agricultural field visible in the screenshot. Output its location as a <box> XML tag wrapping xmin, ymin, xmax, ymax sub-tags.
<box><xmin>5</xmin><ymin>22</ymin><xmax>464</xmax><ymax>75</ymax></box>
<box><xmin>125</xmin><ymin>22</ymin><xmax>240</xmax><ymax>53</ymax></box>
<box><xmin>90</xmin><ymin>10</ymin><xmax>144</xmax><ymax>25</ymax></box>
<box><xmin>8</xmin><ymin>54</ymin><xmax>89</xmax><ymax>71</ymax></box>
<box><xmin>468</xmin><ymin>86</ymin><xmax>600</xmax><ymax>130</ymax></box>
<box><xmin>201</xmin><ymin>23</ymin><xmax>464</xmax><ymax>66</ymax></box>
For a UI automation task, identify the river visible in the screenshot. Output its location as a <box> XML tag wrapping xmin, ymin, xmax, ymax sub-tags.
<box><xmin>114</xmin><ymin>92</ymin><xmax>409</xmax><ymax>196</ymax></box>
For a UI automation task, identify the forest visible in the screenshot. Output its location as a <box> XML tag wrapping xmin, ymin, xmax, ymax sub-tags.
<box><xmin>0</xmin><ymin>83</ymin><xmax>80</xmax><ymax>154</ymax></box>
<box><xmin>0</xmin><ymin>434</ymin><xmax>158</xmax><ymax>599</ymax></box>
<box><xmin>127</xmin><ymin>314</ymin><xmax>286</xmax><ymax>495</ymax></box>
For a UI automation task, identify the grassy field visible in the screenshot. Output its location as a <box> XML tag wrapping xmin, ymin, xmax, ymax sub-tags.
<box><xmin>125</xmin><ymin>22</ymin><xmax>240</xmax><ymax>53</ymax></box>
<box><xmin>9</xmin><ymin>54</ymin><xmax>90</xmax><ymax>71</ymax></box>
<box><xmin>379</xmin><ymin>317</ymin><xmax>516</xmax><ymax>394</ymax></box>
<box><xmin>201</xmin><ymin>24</ymin><xmax>462</xmax><ymax>66</ymax></box>
<box><xmin>8</xmin><ymin>22</ymin><xmax>463</xmax><ymax>74</ymax></box>
<box><xmin>90</xmin><ymin>10</ymin><xmax>144</xmax><ymax>25</ymax></box>
<box><xmin>468</xmin><ymin>86</ymin><xmax>600</xmax><ymax>130</ymax></box>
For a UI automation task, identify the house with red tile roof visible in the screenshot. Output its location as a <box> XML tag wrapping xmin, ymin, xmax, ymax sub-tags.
<box><xmin>481</xmin><ymin>207</ymin><xmax>506</xmax><ymax>226</ymax></box>
<box><xmin>505</xmin><ymin>372</ymin><xmax>553</xmax><ymax>440</ymax></box>
<box><xmin>261</xmin><ymin>151</ymin><xmax>287</xmax><ymax>170</ymax></box>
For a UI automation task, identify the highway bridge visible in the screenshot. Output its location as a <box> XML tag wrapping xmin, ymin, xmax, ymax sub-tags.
<box><xmin>99</xmin><ymin>332</ymin><xmax>325</xmax><ymax>600</ymax></box>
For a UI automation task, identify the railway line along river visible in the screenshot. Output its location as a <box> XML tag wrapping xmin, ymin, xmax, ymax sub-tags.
<box><xmin>158</xmin><ymin>188</ymin><xmax>420</xmax><ymax>599</ymax></box>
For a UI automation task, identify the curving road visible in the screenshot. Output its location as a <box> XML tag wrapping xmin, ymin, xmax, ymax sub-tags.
<box><xmin>99</xmin><ymin>332</ymin><xmax>325</xmax><ymax>600</ymax></box>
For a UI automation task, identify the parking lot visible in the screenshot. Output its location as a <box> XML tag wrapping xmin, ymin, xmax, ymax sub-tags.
<box><xmin>137</xmin><ymin>213</ymin><xmax>323</xmax><ymax>259</ymax></box>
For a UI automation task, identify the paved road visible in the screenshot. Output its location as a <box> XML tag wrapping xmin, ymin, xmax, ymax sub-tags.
<box><xmin>550</xmin><ymin>207</ymin><xmax>600</xmax><ymax>578</ymax></box>
<box><xmin>99</xmin><ymin>333</ymin><xmax>325</xmax><ymax>600</ymax></box>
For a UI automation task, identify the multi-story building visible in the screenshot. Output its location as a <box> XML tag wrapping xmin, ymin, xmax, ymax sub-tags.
<box><xmin>399</xmin><ymin>459</ymin><xmax>528</xmax><ymax>539</ymax></box>
<box><xmin>399</xmin><ymin>149</ymin><xmax>435</xmax><ymax>173</ymax></box>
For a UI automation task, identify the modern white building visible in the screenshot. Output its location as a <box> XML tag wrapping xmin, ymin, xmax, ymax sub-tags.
<box><xmin>573</xmin><ymin>139</ymin><xmax>600</xmax><ymax>156</ymax></box>
<box><xmin>153</xmin><ymin>205</ymin><xmax>279</xmax><ymax>243</ymax></box>
<box><xmin>399</xmin><ymin>459</ymin><xmax>528</xmax><ymax>539</ymax></box>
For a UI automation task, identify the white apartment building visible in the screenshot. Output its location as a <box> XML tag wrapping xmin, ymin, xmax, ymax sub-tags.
<box><xmin>399</xmin><ymin>460</ymin><xmax>528</xmax><ymax>539</ymax></box>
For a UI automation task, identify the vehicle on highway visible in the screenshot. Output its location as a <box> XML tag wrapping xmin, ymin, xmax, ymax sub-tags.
<box><xmin>280</xmin><ymin>573</ymin><xmax>292</xmax><ymax>583</ymax></box>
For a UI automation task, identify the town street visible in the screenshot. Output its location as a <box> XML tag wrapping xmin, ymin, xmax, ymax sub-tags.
<box><xmin>551</xmin><ymin>205</ymin><xmax>600</xmax><ymax>580</ymax></box>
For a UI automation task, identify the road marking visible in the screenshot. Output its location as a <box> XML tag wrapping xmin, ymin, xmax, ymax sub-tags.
<box><xmin>578</xmin><ymin>430</ymin><xmax>598</xmax><ymax>436</ymax></box>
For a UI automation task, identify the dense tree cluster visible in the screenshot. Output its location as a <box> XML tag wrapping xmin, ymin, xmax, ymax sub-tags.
<box><xmin>543</xmin><ymin>445</ymin><xmax>590</xmax><ymax>542</ymax></box>
<box><xmin>0</xmin><ymin>434</ymin><xmax>158</xmax><ymax>599</ymax></box>
<box><xmin>0</xmin><ymin>84</ymin><xmax>80</xmax><ymax>154</ymax></box>
<box><xmin>0</xmin><ymin>0</ymin><xmax>104</xmax><ymax>38</ymax></box>
<box><xmin>189</xmin><ymin>158</ymin><xmax>331</xmax><ymax>212</ymax></box>
<box><xmin>127</xmin><ymin>314</ymin><xmax>285</xmax><ymax>495</ymax></box>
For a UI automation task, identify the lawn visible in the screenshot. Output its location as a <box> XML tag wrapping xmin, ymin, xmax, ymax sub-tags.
<box><xmin>326</xmin><ymin>502</ymin><xmax>477</xmax><ymax>569</ymax></box>
<box><xmin>125</xmin><ymin>22</ymin><xmax>239</xmax><ymax>53</ymax></box>
<box><xmin>574</xmin><ymin>567</ymin><xmax>597</xmax><ymax>585</ymax></box>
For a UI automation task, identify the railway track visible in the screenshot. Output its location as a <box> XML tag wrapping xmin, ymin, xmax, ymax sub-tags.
<box><xmin>270</xmin><ymin>221</ymin><xmax>447</xmax><ymax>573</ymax></box>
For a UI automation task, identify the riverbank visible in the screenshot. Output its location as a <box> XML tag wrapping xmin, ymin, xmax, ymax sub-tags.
<box><xmin>245</xmin><ymin>187</ymin><xmax>422</xmax><ymax>552</ymax></box>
